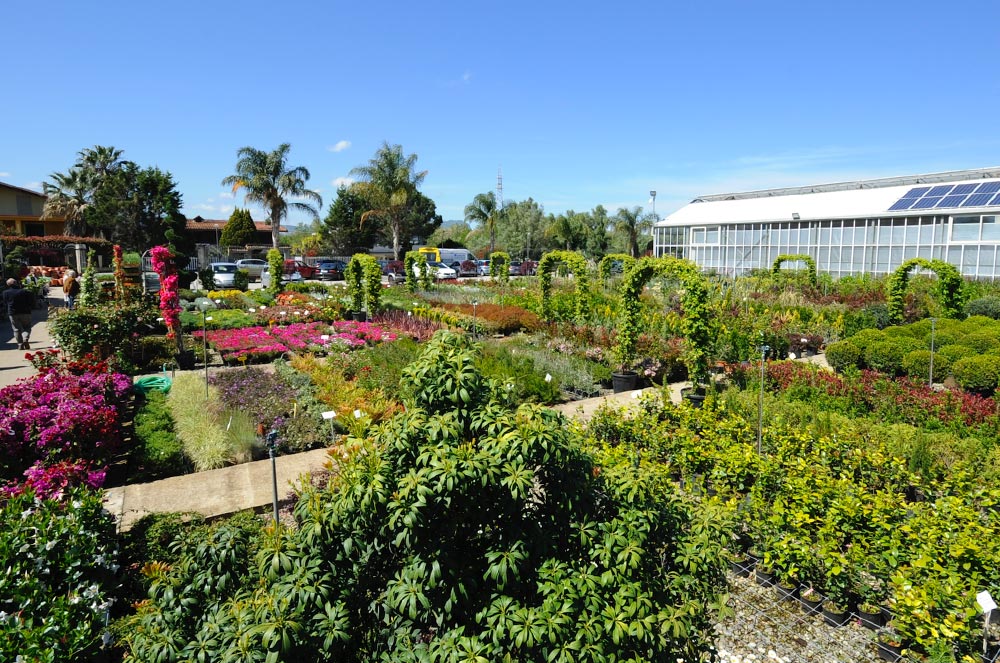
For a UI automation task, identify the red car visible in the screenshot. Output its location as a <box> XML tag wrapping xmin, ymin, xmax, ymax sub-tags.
<box><xmin>285</xmin><ymin>260</ymin><xmax>318</xmax><ymax>279</ymax></box>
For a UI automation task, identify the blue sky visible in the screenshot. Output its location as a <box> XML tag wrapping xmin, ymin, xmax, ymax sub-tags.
<box><xmin>4</xmin><ymin>0</ymin><xmax>1000</xmax><ymax>226</ymax></box>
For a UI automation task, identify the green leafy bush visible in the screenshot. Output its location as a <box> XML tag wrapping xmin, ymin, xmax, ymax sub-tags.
<box><xmin>824</xmin><ymin>339</ymin><xmax>862</xmax><ymax>373</ymax></box>
<box><xmin>965</xmin><ymin>295</ymin><xmax>1000</xmax><ymax>320</ymax></box>
<box><xmin>951</xmin><ymin>355</ymin><xmax>1000</xmax><ymax>394</ymax></box>
<box><xmin>342</xmin><ymin>336</ymin><xmax>421</xmax><ymax>393</ymax></box>
<box><xmin>233</xmin><ymin>268</ymin><xmax>249</xmax><ymax>291</ymax></box>
<box><xmin>1</xmin><ymin>488</ymin><xmax>119</xmax><ymax>661</ymax></box>
<box><xmin>936</xmin><ymin>343</ymin><xmax>974</xmax><ymax>364</ymax></box>
<box><xmin>132</xmin><ymin>390</ymin><xmax>186</xmax><ymax>482</ymax></box>
<box><xmin>49</xmin><ymin>301</ymin><xmax>158</xmax><ymax>361</ymax></box>
<box><xmin>842</xmin><ymin>303</ymin><xmax>889</xmax><ymax>337</ymax></box>
<box><xmin>123</xmin><ymin>332</ymin><xmax>727</xmax><ymax>662</ymax></box>
<box><xmin>864</xmin><ymin>338</ymin><xmax>913</xmax><ymax>375</ymax></box>
<box><xmin>961</xmin><ymin>328</ymin><xmax>1000</xmax><ymax>354</ymax></box>
<box><xmin>902</xmin><ymin>349</ymin><xmax>950</xmax><ymax>383</ymax></box>
<box><xmin>477</xmin><ymin>342</ymin><xmax>562</xmax><ymax>405</ymax></box>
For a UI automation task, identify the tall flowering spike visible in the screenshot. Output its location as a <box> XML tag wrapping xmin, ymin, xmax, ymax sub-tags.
<box><xmin>150</xmin><ymin>245</ymin><xmax>184</xmax><ymax>353</ymax></box>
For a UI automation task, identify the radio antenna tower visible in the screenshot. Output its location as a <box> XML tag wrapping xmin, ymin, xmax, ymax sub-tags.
<box><xmin>496</xmin><ymin>166</ymin><xmax>504</xmax><ymax>211</ymax></box>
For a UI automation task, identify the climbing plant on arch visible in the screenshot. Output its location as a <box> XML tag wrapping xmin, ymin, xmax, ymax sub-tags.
<box><xmin>772</xmin><ymin>254</ymin><xmax>817</xmax><ymax>286</ymax></box>
<box><xmin>489</xmin><ymin>251</ymin><xmax>510</xmax><ymax>284</ymax></box>
<box><xmin>403</xmin><ymin>251</ymin><xmax>429</xmax><ymax>292</ymax></box>
<box><xmin>887</xmin><ymin>257</ymin><xmax>966</xmax><ymax>324</ymax></box>
<box><xmin>615</xmin><ymin>256</ymin><xmax>713</xmax><ymax>384</ymax></box>
<box><xmin>346</xmin><ymin>253</ymin><xmax>383</xmax><ymax>313</ymax></box>
<box><xmin>598</xmin><ymin>253</ymin><xmax>636</xmax><ymax>280</ymax></box>
<box><xmin>538</xmin><ymin>250</ymin><xmax>591</xmax><ymax>322</ymax></box>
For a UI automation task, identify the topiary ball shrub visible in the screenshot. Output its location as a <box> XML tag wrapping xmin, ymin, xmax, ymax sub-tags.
<box><xmin>902</xmin><ymin>349</ymin><xmax>950</xmax><ymax>383</ymax></box>
<box><xmin>825</xmin><ymin>340</ymin><xmax>863</xmax><ymax>373</ymax></box>
<box><xmin>843</xmin><ymin>303</ymin><xmax>890</xmax><ymax>337</ymax></box>
<box><xmin>965</xmin><ymin>296</ymin><xmax>1000</xmax><ymax>320</ymax></box>
<box><xmin>951</xmin><ymin>355</ymin><xmax>1000</xmax><ymax>395</ymax></box>
<box><xmin>962</xmin><ymin>329</ymin><xmax>1000</xmax><ymax>354</ymax></box>
<box><xmin>936</xmin><ymin>344</ymin><xmax>975</xmax><ymax>365</ymax></box>
<box><xmin>864</xmin><ymin>339</ymin><xmax>911</xmax><ymax>375</ymax></box>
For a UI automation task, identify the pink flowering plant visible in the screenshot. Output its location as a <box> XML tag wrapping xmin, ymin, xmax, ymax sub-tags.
<box><xmin>150</xmin><ymin>245</ymin><xmax>184</xmax><ymax>353</ymax></box>
<box><xmin>193</xmin><ymin>320</ymin><xmax>398</xmax><ymax>364</ymax></box>
<box><xmin>0</xmin><ymin>364</ymin><xmax>131</xmax><ymax>494</ymax></box>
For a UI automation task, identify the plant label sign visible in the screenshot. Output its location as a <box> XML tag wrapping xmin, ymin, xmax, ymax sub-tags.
<box><xmin>977</xmin><ymin>590</ymin><xmax>996</xmax><ymax>613</ymax></box>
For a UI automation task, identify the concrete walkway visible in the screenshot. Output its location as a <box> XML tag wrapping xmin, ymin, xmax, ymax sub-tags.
<box><xmin>0</xmin><ymin>297</ymin><xmax>57</xmax><ymax>388</ymax></box>
<box><xmin>102</xmin><ymin>382</ymin><xmax>689</xmax><ymax>531</ymax></box>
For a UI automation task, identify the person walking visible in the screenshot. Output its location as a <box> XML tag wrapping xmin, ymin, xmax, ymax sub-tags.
<box><xmin>62</xmin><ymin>269</ymin><xmax>80</xmax><ymax>309</ymax></box>
<box><xmin>2</xmin><ymin>278</ymin><xmax>35</xmax><ymax>350</ymax></box>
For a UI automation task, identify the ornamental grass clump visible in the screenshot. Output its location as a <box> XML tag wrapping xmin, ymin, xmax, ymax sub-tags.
<box><xmin>167</xmin><ymin>373</ymin><xmax>256</xmax><ymax>471</ymax></box>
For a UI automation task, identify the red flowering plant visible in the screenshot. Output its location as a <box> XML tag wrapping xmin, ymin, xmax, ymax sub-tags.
<box><xmin>150</xmin><ymin>245</ymin><xmax>184</xmax><ymax>354</ymax></box>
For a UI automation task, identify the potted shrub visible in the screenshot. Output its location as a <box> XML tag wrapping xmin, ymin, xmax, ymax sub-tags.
<box><xmin>875</xmin><ymin>629</ymin><xmax>903</xmax><ymax>662</ymax></box>
<box><xmin>799</xmin><ymin>585</ymin><xmax>824</xmax><ymax>615</ymax></box>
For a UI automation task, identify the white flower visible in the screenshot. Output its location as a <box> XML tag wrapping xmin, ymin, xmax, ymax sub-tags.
<box><xmin>45</xmin><ymin>540</ymin><xmax>56</xmax><ymax>551</ymax></box>
<box><xmin>71</xmin><ymin>500</ymin><xmax>81</xmax><ymax>509</ymax></box>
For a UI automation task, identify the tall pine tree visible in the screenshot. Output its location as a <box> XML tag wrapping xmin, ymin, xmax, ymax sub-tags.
<box><xmin>220</xmin><ymin>208</ymin><xmax>256</xmax><ymax>246</ymax></box>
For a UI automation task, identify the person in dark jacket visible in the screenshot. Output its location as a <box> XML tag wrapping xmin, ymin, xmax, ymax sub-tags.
<box><xmin>2</xmin><ymin>278</ymin><xmax>35</xmax><ymax>350</ymax></box>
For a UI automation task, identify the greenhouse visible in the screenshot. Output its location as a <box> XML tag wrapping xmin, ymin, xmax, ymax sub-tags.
<box><xmin>653</xmin><ymin>167</ymin><xmax>1000</xmax><ymax>279</ymax></box>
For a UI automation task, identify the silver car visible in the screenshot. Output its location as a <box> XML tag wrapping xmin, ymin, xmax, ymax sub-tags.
<box><xmin>210</xmin><ymin>262</ymin><xmax>239</xmax><ymax>288</ymax></box>
<box><xmin>261</xmin><ymin>267</ymin><xmax>303</xmax><ymax>288</ymax></box>
<box><xmin>235</xmin><ymin>258</ymin><xmax>268</xmax><ymax>282</ymax></box>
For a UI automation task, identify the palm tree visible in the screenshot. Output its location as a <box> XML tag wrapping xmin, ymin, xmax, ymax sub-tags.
<box><xmin>41</xmin><ymin>168</ymin><xmax>93</xmax><ymax>235</ymax></box>
<box><xmin>222</xmin><ymin>144</ymin><xmax>322</xmax><ymax>248</ymax></box>
<box><xmin>350</xmin><ymin>142</ymin><xmax>427</xmax><ymax>260</ymax></box>
<box><xmin>464</xmin><ymin>191</ymin><xmax>502</xmax><ymax>255</ymax></box>
<box><xmin>614</xmin><ymin>206</ymin><xmax>653</xmax><ymax>258</ymax></box>
<box><xmin>77</xmin><ymin>145</ymin><xmax>124</xmax><ymax>179</ymax></box>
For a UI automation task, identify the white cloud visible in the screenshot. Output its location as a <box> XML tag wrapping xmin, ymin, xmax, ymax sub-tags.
<box><xmin>0</xmin><ymin>172</ymin><xmax>10</xmax><ymax>178</ymax></box>
<box><xmin>462</xmin><ymin>71</ymin><xmax>471</xmax><ymax>83</ymax></box>
<box><xmin>332</xmin><ymin>176</ymin><xmax>355</xmax><ymax>187</ymax></box>
<box><xmin>193</xmin><ymin>203</ymin><xmax>217</xmax><ymax>212</ymax></box>
<box><xmin>328</xmin><ymin>140</ymin><xmax>351</xmax><ymax>153</ymax></box>
<box><xmin>24</xmin><ymin>181</ymin><xmax>43</xmax><ymax>191</ymax></box>
<box><xmin>219</xmin><ymin>191</ymin><xmax>234</xmax><ymax>199</ymax></box>
<box><xmin>219</xmin><ymin>205</ymin><xmax>234</xmax><ymax>215</ymax></box>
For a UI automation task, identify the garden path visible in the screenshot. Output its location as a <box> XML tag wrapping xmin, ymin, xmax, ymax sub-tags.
<box><xmin>0</xmin><ymin>297</ymin><xmax>56</xmax><ymax>388</ymax></box>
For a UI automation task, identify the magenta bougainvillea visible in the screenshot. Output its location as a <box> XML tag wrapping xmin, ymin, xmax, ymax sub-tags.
<box><xmin>193</xmin><ymin>320</ymin><xmax>397</xmax><ymax>363</ymax></box>
<box><xmin>150</xmin><ymin>245</ymin><xmax>183</xmax><ymax>351</ymax></box>
<box><xmin>0</xmin><ymin>362</ymin><xmax>131</xmax><ymax>497</ymax></box>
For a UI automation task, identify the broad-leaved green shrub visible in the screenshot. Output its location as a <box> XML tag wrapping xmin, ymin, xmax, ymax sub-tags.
<box><xmin>824</xmin><ymin>339</ymin><xmax>862</xmax><ymax>373</ymax></box>
<box><xmin>123</xmin><ymin>331</ymin><xmax>727</xmax><ymax>663</ymax></box>
<box><xmin>965</xmin><ymin>295</ymin><xmax>1000</xmax><ymax>320</ymax></box>
<box><xmin>951</xmin><ymin>356</ymin><xmax>1000</xmax><ymax>395</ymax></box>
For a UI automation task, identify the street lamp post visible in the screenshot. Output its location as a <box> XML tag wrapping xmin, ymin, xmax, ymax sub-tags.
<box><xmin>266</xmin><ymin>429</ymin><xmax>280</xmax><ymax>524</ymax></box>
<box><xmin>649</xmin><ymin>190</ymin><xmax>657</xmax><ymax>219</ymax></box>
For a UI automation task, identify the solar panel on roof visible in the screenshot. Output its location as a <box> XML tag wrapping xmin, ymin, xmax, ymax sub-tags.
<box><xmin>962</xmin><ymin>193</ymin><xmax>993</xmax><ymax>207</ymax></box>
<box><xmin>927</xmin><ymin>185</ymin><xmax>954</xmax><ymax>197</ymax></box>
<box><xmin>888</xmin><ymin>198</ymin><xmax>917</xmax><ymax>211</ymax></box>
<box><xmin>951</xmin><ymin>184</ymin><xmax>977</xmax><ymax>195</ymax></box>
<box><xmin>937</xmin><ymin>195</ymin><xmax>968</xmax><ymax>208</ymax></box>
<box><xmin>904</xmin><ymin>187</ymin><xmax>931</xmax><ymax>198</ymax></box>
<box><xmin>912</xmin><ymin>197</ymin><xmax>942</xmax><ymax>209</ymax></box>
<box><xmin>976</xmin><ymin>181</ymin><xmax>1000</xmax><ymax>194</ymax></box>
<box><xmin>991</xmin><ymin>192</ymin><xmax>1000</xmax><ymax>206</ymax></box>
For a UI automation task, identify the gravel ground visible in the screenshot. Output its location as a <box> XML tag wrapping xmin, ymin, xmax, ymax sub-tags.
<box><xmin>716</xmin><ymin>574</ymin><xmax>883</xmax><ymax>663</ymax></box>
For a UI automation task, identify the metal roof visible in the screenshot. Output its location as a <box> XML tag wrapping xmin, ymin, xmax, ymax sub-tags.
<box><xmin>657</xmin><ymin>167</ymin><xmax>1000</xmax><ymax>227</ymax></box>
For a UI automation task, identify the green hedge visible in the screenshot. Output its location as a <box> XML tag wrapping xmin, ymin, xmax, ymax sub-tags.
<box><xmin>824</xmin><ymin>340</ymin><xmax>862</xmax><ymax>373</ymax></box>
<box><xmin>951</xmin><ymin>356</ymin><xmax>1000</xmax><ymax>394</ymax></box>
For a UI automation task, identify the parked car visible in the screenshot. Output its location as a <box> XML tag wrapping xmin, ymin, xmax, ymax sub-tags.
<box><xmin>315</xmin><ymin>260</ymin><xmax>346</xmax><ymax>281</ymax></box>
<box><xmin>285</xmin><ymin>260</ymin><xmax>318</xmax><ymax>279</ymax></box>
<box><xmin>476</xmin><ymin>260</ymin><xmax>490</xmax><ymax>276</ymax></box>
<box><xmin>508</xmin><ymin>260</ymin><xmax>522</xmax><ymax>276</ymax></box>
<box><xmin>261</xmin><ymin>267</ymin><xmax>303</xmax><ymax>288</ymax></box>
<box><xmin>386</xmin><ymin>260</ymin><xmax>406</xmax><ymax>284</ymax></box>
<box><xmin>420</xmin><ymin>261</ymin><xmax>457</xmax><ymax>280</ymax></box>
<box><xmin>235</xmin><ymin>258</ymin><xmax>268</xmax><ymax>282</ymax></box>
<box><xmin>210</xmin><ymin>262</ymin><xmax>240</xmax><ymax>288</ymax></box>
